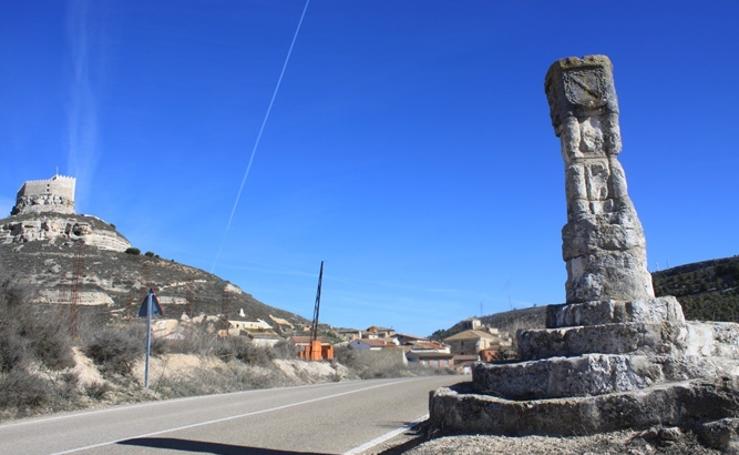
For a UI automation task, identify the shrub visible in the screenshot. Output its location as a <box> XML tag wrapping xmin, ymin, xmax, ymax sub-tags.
<box><xmin>144</xmin><ymin>251</ymin><xmax>155</xmax><ymax>257</ymax></box>
<box><xmin>163</xmin><ymin>325</ymin><xmax>294</xmax><ymax>366</ymax></box>
<box><xmin>84</xmin><ymin>381</ymin><xmax>113</xmax><ymax>400</ymax></box>
<box><xmin>335</xmin><ymin>346</ymin><xmax>409</xmax><ymax>379</ymax></box>
<box><xmin>125</xmin><ymin>248</ymin><xmax>141</xmax><ymax>255</ymax></box>
<box><xmin>84</xmin><ymin>325</ymin><xmax>142</xmax><ymax>375</ymax></box>
<box><xmin>272</xmin><ymin>340</ymin><xmax>296</xmax><ymax>360</ymax></box>
<box><xmin>154</xmin><ymin>364</ymin><xmax>287</xmax><ymax>399</ymax></box>
<box><xmin>0</xmin><ymin>369</ymin><xmax>55</xmax><ymax>409</ymax></box>
<box><xmin>213</xmin><ymin>337</ymin><xmax>275</xmax><ymax>366</ymax></box>
<box><xmin>0</xmin><ymin>321</ymin><xmax>27</xmax><ymax>373</ymax></box>
<box><xmin>163</xmin><ymin>326</ymin><xmax>218</xmax><ymax>356</ymax></box>
<box><xmin>25</xmin><ymin>311</ymin><xmax>75</xmax><ymax>370</ymax></box>
<box><xmin>0</xmin><ymin>283</ymin><xmax>74</xmax><ymax>372</ymax></box>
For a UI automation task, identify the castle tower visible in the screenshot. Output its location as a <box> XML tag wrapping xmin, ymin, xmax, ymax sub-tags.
<box><xmin>11</xmin><ymin>174</ymin><xmax>76</xmax><ymax>215</ymax></box>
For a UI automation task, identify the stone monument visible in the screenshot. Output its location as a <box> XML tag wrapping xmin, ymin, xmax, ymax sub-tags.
<box><xmin>428</xmin><ymin>56</ymin><xmax>739</xmax><ymax>447</ymax></box>
<box><xmin>548</xmin><ymin>55</ymin><xmax>653</xmax><ymax>303</ymax></box>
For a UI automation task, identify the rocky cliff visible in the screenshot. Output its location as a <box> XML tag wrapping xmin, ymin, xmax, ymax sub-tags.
<box><xmin>1</xmin><ymin>213</ymin><xmax>131</xmax><ymax>252</ymax></box>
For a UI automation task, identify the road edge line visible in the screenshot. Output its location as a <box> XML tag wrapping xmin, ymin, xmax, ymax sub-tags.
<box><xmin>49</xmin><ymin>378</ymin><xmax>417</xmax><ymax>455</ymax></box>
<box><xmin>343</xmin><ymin>413</ymin><xmax>429</xmax><ymax>455</ymax></box>
<box><xmin>0</xmin><ymin>378</ymin><xmax>372</xmax><ymax>430</ymax></box>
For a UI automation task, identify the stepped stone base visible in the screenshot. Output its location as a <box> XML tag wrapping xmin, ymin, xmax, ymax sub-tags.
<box><xmin>430</xmin><ymin>377</ymin><xmax>739</xmax><ymax>437</ymax></box>
<box><xmin>545</xmin><ymin>296</ymin><xmax>684</xmax><ymax>328</ymax></box>
<box><xmin>429</xmin><ymin>297</ymin><xmax>739</xmax><ymax>437</ymax></box>
<box><xmin>473</xmin><ymin>351</ymin><xmax>739</xmax><ymax>400</ymax></box>
<box><xmin>472</xmin><ymin>354</ymin><xmax>659</xmax><ymax>399</ymax></box>
<box><xmin>518</xmin><ymin>321</ymin><xmax>684</xmax><ymax>360</ymax></box>
<box><xmin>518</xmin><ymin>319</ymin><xmax>739</xmax><ymax>361</ymax></box>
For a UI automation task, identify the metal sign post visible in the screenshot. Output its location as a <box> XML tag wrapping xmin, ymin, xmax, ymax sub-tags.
<box><xmin>138</xmin><ymin>289</ymin><xmax>163</xmax><ymax>389</ymax></box>
<box><xmin>144</xmin><ymin>291</ymin><xmax>152</xmax><ymax>389</ymax></box>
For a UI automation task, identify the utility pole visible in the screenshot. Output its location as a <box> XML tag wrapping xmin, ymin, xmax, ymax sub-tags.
<box><xmin>311</xmin><ymin>261</ymin><xmax>324</xmax><ymax>345</ymax></box>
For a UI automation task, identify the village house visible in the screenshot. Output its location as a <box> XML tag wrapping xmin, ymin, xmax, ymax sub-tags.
<box><xmin>444</xmin><ymin>329</ymin><xmax>504</xmax><ymax>355</ymax></box>
<box><xmin>364</xmin><ymin>326</ymin><xmax>397</xmax><ymax>342</ymax></box>
<box><xmin>405</xmin><ymin>351</ymin><xmax>455</xmax><ymax>369</ymax></box>
<box><xmin>335</xmin><ymin>328</ymin><xmax>363</xmax><ymax>342</ymax></box>
<box><xmin>452</xmin><ymin>355</ymin><xmax>479</xmax><ymax>374</ymax></box>
<box><xmin>403</xmin><ymin>339</ymin><xmax>453</xmax><ymax>368</ymax></box>
<box><xmin>395</xmin><ymin>333</ymin><xmax>427</xmax><ymax>345</ymax></box>
<box><xmin>349</xmin><ymin>338</ymin><xmax>399</xmax><ymax>351</ymax></box>
<box><xmin>228</xmin><ymin>319</ymin><xmax>273</xmax><ymax>333</ymax></box>
<box><xmin>248</xmin><ymin>332</ymin><xmax>283</xmax><ymax>347</ymax></box>
<box><xmin>268</xmin><ymin>314</ymin><xmax>294</xmax><ymax>331</ymax></box>
<box><xmin>404</xmin><ymin>339</ymin><xmax>450</xmax><ymax>354</ymax></box>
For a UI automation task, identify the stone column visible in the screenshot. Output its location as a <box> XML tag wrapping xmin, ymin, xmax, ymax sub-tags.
<box><xmin>545</xmin><ymin>55</ymin><xmax>654</xmax><ymax>303</ymax></box>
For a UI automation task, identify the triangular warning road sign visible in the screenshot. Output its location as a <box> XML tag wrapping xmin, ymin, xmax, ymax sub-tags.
<box><xmin>138</xmin><ymin>290</ymin><xmax>164</xmax><ymax>317</ymax></box>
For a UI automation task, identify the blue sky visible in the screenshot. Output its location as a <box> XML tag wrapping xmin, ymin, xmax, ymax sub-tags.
<box><xmin>1</xmin><ymin>1</ymin><xmax>738</xmax><ymax>336</ymax></box>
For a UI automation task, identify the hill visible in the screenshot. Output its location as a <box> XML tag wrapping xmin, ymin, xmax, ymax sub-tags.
<box><xmin>430</xmin><ymin>306</ymin><xmax>547</xmax><ymax>342</ymax></box>
<box><xmin>653</xmin><ymin>255</ymin><xmax>739</xmax><ymax>322</ymax></box>
<box><xmin>0</xmin><ymin>211</ymin><xmax>308</xmax><ymax>329</ymax></box>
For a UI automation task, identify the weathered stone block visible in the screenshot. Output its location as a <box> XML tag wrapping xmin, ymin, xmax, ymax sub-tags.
<box><xmin>473</xmin><ymin>354</ymin><xmax>660</xmax><ymax>399</ymax></box>
<box><xmin>429</xmin><ymin>378</ymin><xmax>739</xmax><ymax>437</ymax></box>
<box><xmin>545</xmin><ymin>296</ymin><xmax>684</xmax><ymax>328</ymax></box>
<box><xmin>685</xmin><ymin>321</ymin><xmax>739</xmax><ymax>359</ymax></box>
<box><xmin>517</xmin><ymin>322</ymin><xmax>686</xmax><ymax>360</ymax></box>
<box><xmin>697</xmin><ymin>418</ymin><xmax>739</xmax><ymax>453</ymax></box>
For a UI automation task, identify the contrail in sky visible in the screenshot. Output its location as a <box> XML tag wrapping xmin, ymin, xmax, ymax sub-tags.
<box><xmin>211</xmin><ymin>0</ymin><xmax>311</xmax><ymax>273</ymax></box>
<box><xmin>66</xmin><ymin>0</ymin><xmax>98</xmax><ymax>212</ymax></box>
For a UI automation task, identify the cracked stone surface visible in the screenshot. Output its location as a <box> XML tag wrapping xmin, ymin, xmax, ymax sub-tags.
<box><xmin>546</xmin><ymin>55</ymin><xmax>654</xmax><ymax>304</ymax></box>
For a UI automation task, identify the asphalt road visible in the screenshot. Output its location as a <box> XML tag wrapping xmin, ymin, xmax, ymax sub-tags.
<box><xmin>0</xmin><ymin>376</ymin><xmax>460</xmax><ymax>455</ymax></box>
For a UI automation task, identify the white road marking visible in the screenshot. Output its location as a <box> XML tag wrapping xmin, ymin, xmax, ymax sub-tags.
<box><xmin>0</xmin><ymin>379</ymin><xmax>361</xmax><ymax>430</ymax></box>
<box><xmin>50</xmin><ymin>378</ymin><xmax>417</xmax><ymax>455</ymax></box>
<box><xmin>343</xmin><ymin>414</ymin><xmax>428</xmax><ymax>455</ymax></box>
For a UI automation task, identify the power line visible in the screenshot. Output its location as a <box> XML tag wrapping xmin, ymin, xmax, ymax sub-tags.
<box><xmin>211</xmin><ymin>0</ymin><xmax>311</xmax><ymax>273</ymax></box>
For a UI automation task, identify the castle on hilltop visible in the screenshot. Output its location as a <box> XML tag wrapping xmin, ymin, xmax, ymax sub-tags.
<box><xmin>11</xmin><ymin>174</ymin><xmax>76</xmax><ymax>215</ymax></box>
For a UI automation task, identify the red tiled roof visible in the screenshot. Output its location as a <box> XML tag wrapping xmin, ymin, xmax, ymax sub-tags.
<box><xmin>407</xmin><ymin>352</ymin><xmax>454</xmax><ymax>360</ymax></box>
<box><xmin>411</xmin><ymin>341</ymin><xmax>447</xmax><ymax>350</ymax></box>
<box><xmin>453</xmin><ymin>355</ymin><xmax>479</xmax><ymax>361</ymax></box>
<box><xmin>444</xmin><ymin>330</ymin><xmax>500</xmax><ymax>342</ymax></box>
<box><xmin>355</xmin><ymin>338</ymin><xmax>393</xmax><ymax>347</ymax></box>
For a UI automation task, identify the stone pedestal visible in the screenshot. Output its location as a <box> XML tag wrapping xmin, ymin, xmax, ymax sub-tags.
<box><xmin>428</xmin><ymin>56</ymin><xmax>739</xmax><ymax>439</ymax></box>
<box><xmin>430</xmin><ymin>295</ymin><xmax>739</xmax><ymax>435</ymax></box>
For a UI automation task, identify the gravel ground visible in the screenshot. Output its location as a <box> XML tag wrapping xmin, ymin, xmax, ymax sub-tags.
<box><xmin>403</xmin><ymin>427</ymin><xmax>720</xmax><ymax>455</ymax></box>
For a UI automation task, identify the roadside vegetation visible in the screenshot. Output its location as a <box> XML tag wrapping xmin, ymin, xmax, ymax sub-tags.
<box><xmin>0</xmin><ymin>283</ymin><xmax>450</xmax><ymax>422</ymax></box>
<box><xmin>334</xmin><ymin>345</ymin><xmax>455</xmax><ymax>379</ymax></box>
<box><xmin>0</xmin><ymin>284</ymin><xmax>80</xmax><ymax>419</ymax></box>
<box><xmin>0</xmin><ymin>282</ymin><xmax>336</xmax><ymax>421</ymax></box>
